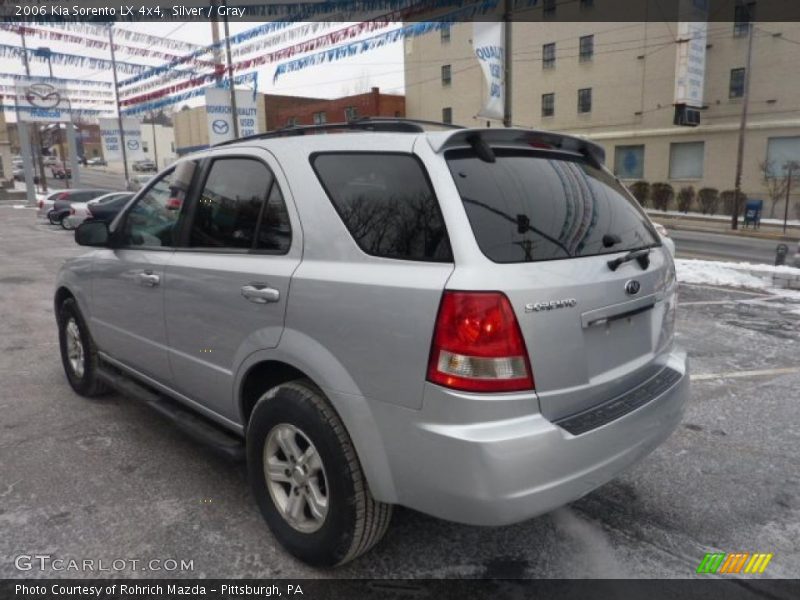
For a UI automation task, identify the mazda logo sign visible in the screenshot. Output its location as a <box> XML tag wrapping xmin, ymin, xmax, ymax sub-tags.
<box><xmin>625</xmin><ymin>280</ymin><xmax>641</xmax><ymax>295</ymax></box>
<box><xmin>25</xmin><ymin>83</ymin><xmax>61</xmax><ymax>109</ymax></box>
<box><xmin>127</xmin><ymin>139</ymin><xmax>139</xmax><ymax>150</ymax></box>
<box><xmin>212</xmin><ymin>119</ymin><xmax>230</xmax><ymax>135</ymax></box>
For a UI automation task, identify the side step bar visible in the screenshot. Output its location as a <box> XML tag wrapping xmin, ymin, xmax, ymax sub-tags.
<box><xmin>97</xmin><ymin>366</ymin><xmax>245</xmax><ymax>462</ymax></box>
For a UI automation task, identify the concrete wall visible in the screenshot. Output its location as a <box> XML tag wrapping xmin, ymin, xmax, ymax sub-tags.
<box><xmin>141</xmin><ymin>123</ymin><xmax>177</xmax><ymax>169</ymax></box>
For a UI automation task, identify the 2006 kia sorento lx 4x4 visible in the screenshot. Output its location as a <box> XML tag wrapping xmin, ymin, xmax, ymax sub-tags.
<box><xmin>56</xmin><ymin>120</ymin><xmax>688</xmax><ymax>567</ymax></box>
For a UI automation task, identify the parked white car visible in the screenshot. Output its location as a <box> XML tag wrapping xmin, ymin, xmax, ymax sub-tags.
<box><xmin>62</xmin><ymin>192</ymin><xmax>133</xmax><ymax>230</ymax></box>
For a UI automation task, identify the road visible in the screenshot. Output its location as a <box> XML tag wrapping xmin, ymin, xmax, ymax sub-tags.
<box><xmin>670</xmin><ymin>228</ymin><xmax>786</xmax><ymax>264</ymax></box>
<box><xmin>1</xmin><ymin>206</ymin><xmax>799</xmax><ymax>581</ymax></box>
<box><xmin>39</xmin><ymin>167</ymin><xmax>128</xmax><ymax>193</ymax></box>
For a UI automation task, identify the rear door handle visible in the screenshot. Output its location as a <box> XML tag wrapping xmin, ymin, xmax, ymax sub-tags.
<box><xmin>241</xmin><ymin>284</ymin><xmax>280</xmax><ymax>304</ymax></box>
<box><xmin>137</xmin><ymin>271</ymin><xmax>160</xmax><ymax>287</ymax></box>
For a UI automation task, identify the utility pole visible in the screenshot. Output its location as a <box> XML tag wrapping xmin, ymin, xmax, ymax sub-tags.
<box><xmin>210</xmin><ymin>0</ymin><xmax>223</xmax><ymax>83</ymax></box>
<box><xmin>731</xmin><ymin>15</ymin><xmax>755</xmax><ymax>230</ymax></box>
<box><xmin>784</xmin><ymin>162</ymin><xmax>797</xmax><ymax>234</ymax></box>
<box><xmin>108</xmin><ymin>25</ymin><xmax>130</xmax><ymax>185</ymax></box>
<box><xmin>223</xmin><ymin>0</ymin><xmax>239</xmax><ymax>138</ymax></box>
<box><xmin>150</xmin><ymin>112</ymin><xmax>159</xmax><ymax>169</ymax></box>
<box><xmin>19</xmin><ymin>29</ymin><xmax>48</xmax><ymax>193</ymax></box>
<box><xmin>502</xmin><ymin>0</ymin><xmax>512</xmax><ymax>128</ymax></box>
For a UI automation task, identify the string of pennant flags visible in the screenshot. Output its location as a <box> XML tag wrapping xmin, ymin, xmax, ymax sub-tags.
<box><xmin>272</xmin><ymin>0</ymin><xmax>500</xmax><ymax>80</ymax></box>
<box><xmin>41</xmin><ymin>21</ymin><xmax>203</xmax><ymax>53</ymax></box>
<box><xmin>0</xmin><ymin>85</ymin><xmax>117</xmax><ymax>104</ymax></box>
<box><xmin>0</xmin><ymin>23</ymin><xmax>207</xmax><ymax>65</ymax></box>
<box><xmin>121</xmin><ymin>72</ymin><xmax>259</xmax><ymax>116</ymax></box>
<box><xmin>0</xmin><ymin>73</ymin><xmax>113</xmax><ymax>88</ymax></box>
<box><xmin>1</xmin><ymin>104</ymin><xmax>114</xmax><ymax>117</ymax></box>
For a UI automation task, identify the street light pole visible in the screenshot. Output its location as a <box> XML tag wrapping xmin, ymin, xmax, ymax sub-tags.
<box><xmin>784</xmin><ymin>162</ymin><xmax>797</xmax><ymax>235</ymax></box>
<box><xmin>19</xmin><ymin>29</ymin><xmax>48</xmax><ymax>193</ymax></box>
<box><xmin>150</xmin><ymin>112</ymin><xmax>159</xmax><ymax>169</ymax></box>
<box><xmin>223</xmin><ymin>0</ymin><xmax>239</xmax><ymax>139</ymax></box>
<box><xmin>731</xmin><ymin>15</ymin><xmax>755</xmax><ymax>231</ymax></box>
<box><xmin>41</xmin><ymin>49</ymin><xmax>69</xmax><ymax>189</ymax></box>
<box><xmin>108</xmin><ymin>25</ymin><xmax>130</xmax><ymax>185</ymax></box>
<box><xmin>503</xmin><ymin>0</ymin><xmax>512</xmax><ymax>128</ymax></box>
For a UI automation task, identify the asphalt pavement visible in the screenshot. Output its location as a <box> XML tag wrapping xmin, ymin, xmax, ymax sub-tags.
<box><xmin>36</xmin><ymin>167</ymin><xmax>128</xmax><ymax>194</ymax></box>
<box><xmin>671</xmin><ymin>229</ymin><xmax>788</xmax><ymax>264</ymax></box>
<box><xmin>1</xmin><ymin>207</ymin><xmax>799</xmax><ymax>580</ymax></box>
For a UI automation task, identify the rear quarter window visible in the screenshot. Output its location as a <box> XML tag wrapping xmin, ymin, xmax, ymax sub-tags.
<box><xmin>446</xmin><ymin>148</ymin><xmax>658</xmax><ymax>263</ymax></box>
<box><xmin>311</xmin><ymin>153</ymin><xmax>453</xmax><ymax>262</ymax></box>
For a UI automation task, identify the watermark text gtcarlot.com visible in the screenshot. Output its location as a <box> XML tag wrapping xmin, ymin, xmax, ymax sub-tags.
<box><xmin>14</xmin><ymin>554</ymin><xmax>194</xmax><ymax>573</ymax></box>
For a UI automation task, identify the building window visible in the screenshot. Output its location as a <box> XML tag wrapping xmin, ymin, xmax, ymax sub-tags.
<box><xmin>766</xmin><ymin>136</ymin><xmax>800</xmax><ymax>177</ymax></box>
<box><xmin>442</xmin><ymin>107</ymin><xmax>452</xmax><ymax>125</ymax></box>
<box><xmin>441</xmin><ymin>64</ymin><xmax>452</xmax><ymax>86</ymax></box>
<box><xmin>543</xmin><ymin>0</ymin><xmax>556</xmax><ymax>18</ymax></box>
<box><xmin>669</xmin><ymin>142</ymin><xmax>705</xmax><ymax>179</ymax></box>
<box><xmin>541</xmin><ymin>93</ymin><xmax>555</xmax><ymax>117</ymax></box>
<box><xmin>286</xmin><ymin>116</ymin><xmax>298</xmax><ymax>126</ymax></box>
<box><xmin>580</xmin><ymin>0</ymin><xmax>594</xmax><ymax>8</ymax></box>
<box><xmin>734</xmin><ymin>2</ymin><xmax>754</xmax><ymax>37</ymax></box>
<box><xmin>344</xmin><ymin>106</ymin><xmax>358</xmax><ymax>121</ymax></box>
<box><xmin>579</xmin><ymin>35</ymin><xmax>594</xmax><ymax>62</ymax></box>
<box><xmin>729</xmin><ymin>68</ymin><xmax>746</xmax><ymax>98</ymax></box>
<box><xmin>577</xmin><ymin>88</ymin><xmax>592</xmax><ymax>113</ymax></box>
<box><xmin>313</xmin><ymin>112</ymin><xmax>327</xmax><ymax>125</ymax></box>
<box><xmin>614</xmin><ymin>145</ymin><xmax>645</xmax><ymax>180</ymax></box>
<box><xmin>441</xmin><ymin>26</ymin><xmax>451</xmax><ymax>43</ymax></box>
<box><xmin>542</xmin><ymin>43</ymin><xmax>556</xmax><ymax>69</ymax></box>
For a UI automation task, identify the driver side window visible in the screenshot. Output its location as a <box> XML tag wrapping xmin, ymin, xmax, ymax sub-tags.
<box><xmin>120</xmin><ymin>170</ymin><xmax>182</xmax><ymax>248</ymax></box>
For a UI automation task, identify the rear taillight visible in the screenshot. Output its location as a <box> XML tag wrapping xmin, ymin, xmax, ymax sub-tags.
<box><xmin>427</xmin><ymin>291</ymin><xmax>534</xmax><ymax>393</ymax></box>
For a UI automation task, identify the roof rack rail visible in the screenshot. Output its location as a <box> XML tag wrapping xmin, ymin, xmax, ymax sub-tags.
<box><xmin>212</xmin><ymin>117</ymin><xmax>464</xmax><ymax>147</ymax></box>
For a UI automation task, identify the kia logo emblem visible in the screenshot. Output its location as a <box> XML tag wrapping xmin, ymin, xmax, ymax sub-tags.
<box><xmin>625</xmin><ymin>280</ymin><xmax>641</xmax><ymax>295</ymax></box>
<box><xmin>212</xmin><ymin>119</ymin><xmax>229</xmax><ymax>135</ymax></box>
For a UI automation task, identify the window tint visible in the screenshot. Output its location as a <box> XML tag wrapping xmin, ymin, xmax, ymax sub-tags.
<box><xmin>446</xmin><ymin>148</ymin><xmax>658</xmax><ymax>263</ymax></box>
<box><xmin>191</xmin><ymin>158</ymin><xmax>275</xmax><ymax>250</ymax></box>
<box><xmin>255</xmin><ymin>183</ymin><xmax>292</xmax><ymax>253</ymax></box>
<box><xmin>312</xmin><ymin>153</ymin><xmax>452</xmax><ymax>262</ymax></box>
<box><xmin>120</xmin><ymin>169</ymin><xmax>180</xmax><ymax>248</ymax></box>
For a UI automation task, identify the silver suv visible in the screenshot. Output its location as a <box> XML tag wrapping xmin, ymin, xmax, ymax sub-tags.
<box><xmin>56</xmin><ymin>120</ymin><xmax>688</xmax><ymax>567</ymax></box>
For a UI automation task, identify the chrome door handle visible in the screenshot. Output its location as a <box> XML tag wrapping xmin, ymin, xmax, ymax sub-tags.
<box><xmin>241</xmin><ymin>284</ymin><xmax>280</xmax><ymax>304</ymax></box>
<box><xmin>138</xmin><ymin>272</ymin><xmax>160</xmax><ymax>287</ymax></box>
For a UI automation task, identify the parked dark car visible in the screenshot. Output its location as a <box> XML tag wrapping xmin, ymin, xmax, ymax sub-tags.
<box><xmin>84</xmin><ymin>192</ymin><xmax>134</xmax><ymax>223</ymax></box>
<box><xmin>47</xmin><ymin>189</ymin><xmax>111</xmax><ymax>224</ymax></box>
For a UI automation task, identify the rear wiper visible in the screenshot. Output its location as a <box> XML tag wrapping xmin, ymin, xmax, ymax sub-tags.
<box><xmin>607</xmin><ymin>247</ymin><xmax>651</xmax><ymax>271</ymax></box>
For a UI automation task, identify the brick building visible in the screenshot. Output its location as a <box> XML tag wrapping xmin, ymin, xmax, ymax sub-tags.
<box><xmin>273</xmin><ymin>87</ymin><xmax>405</xmax><ymax>128</ymax></box>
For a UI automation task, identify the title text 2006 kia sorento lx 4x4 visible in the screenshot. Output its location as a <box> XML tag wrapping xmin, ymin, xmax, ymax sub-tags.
<box><xmin>55</xmin><ymin>121</ymin><xmax>688</xmax><ymax>566</ymax></box>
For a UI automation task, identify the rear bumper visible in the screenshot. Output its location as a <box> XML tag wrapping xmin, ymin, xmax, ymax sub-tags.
<box><xmin>372</xmin><ymin>350</ymin><xmax>688</xmax><ymax>526</ymax></box>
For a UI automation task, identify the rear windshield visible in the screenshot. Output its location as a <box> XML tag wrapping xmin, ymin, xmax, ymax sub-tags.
<box><xmin>446</xmin><ymin>148</ymin><xmax>658</xmax><ymax>263</ymax></box>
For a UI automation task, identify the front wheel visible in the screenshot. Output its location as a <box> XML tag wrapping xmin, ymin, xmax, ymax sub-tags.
<box><xmin>57</xmin><ymin>298</ymin><xmax>109</xmax><ymax>397</ymax></box>
<box><xmin>247</xmin><ymin>380</ymin><xmax>392</xmax><ymax>567</ymax></box>
<box><xmin>61</xmin><ymin>217</ymin><xmax>76</xmax><ymax>230</ymax></box>
<box><xmin>48</xmin><ymin>210</ymin><xmax>64</xmax><ymax>225</ymax></box>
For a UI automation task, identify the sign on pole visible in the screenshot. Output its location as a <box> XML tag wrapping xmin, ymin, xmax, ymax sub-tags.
<box><xmin>99</xmin><ymin>118</ymin><xmax>144</xmax><ymax>162</ymax></box>
<box><xmin>674</xmin><ymin>0</ymin><xmax>709</xmax><ymax>108</ymax></box>
<box><xmin>15</xmin><ymin>80</ymin><xmax>71</xmax><ymax>122</ymax></box>
<box><xmin>205</xmin><ymin>88</ymin><xmax>259</xmax><ymax>146</ymax></box>
<box><xmin>472</xmin><ymin>22</ymin><xmax>505</xmax><ymax>121</ymax></box>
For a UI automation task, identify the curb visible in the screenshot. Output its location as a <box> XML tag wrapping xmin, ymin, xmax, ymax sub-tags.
<box><xmin>660</xmin><ymin>222</ymin><xmax>798</xmax><ymax>242</ymax></box>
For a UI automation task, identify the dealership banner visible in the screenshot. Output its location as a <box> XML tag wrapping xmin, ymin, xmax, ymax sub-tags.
<box><xmin>14</xmin><ymin>79</ymin><xmax>71</xmax><ymax>122</ymax></box>
<box><xmin>673</xmin><ymin>0</ymin><xmax>709</xmax><ymax>107</ymax></box>
<box><xmin>205</xmin><ymin>88</ymin><xmax>259</xmax><ymax>146</ymax></box>
<box><xmin>472</xmin><ymin>21</ymin><xmax>505</xmax><ymax>120</ymax></box>
<box><xmin>99</xmin><ymin>118</ymin><xmax>144</xmax><ymax>163</ymax></box>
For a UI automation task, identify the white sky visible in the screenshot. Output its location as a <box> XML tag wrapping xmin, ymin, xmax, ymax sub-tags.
<box><xmin>0</xmin><ymin>21</ymin><xmax>406</xmax><ymax>121</ymax></box>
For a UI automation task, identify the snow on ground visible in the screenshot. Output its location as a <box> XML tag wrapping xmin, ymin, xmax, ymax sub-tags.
<box><xmin>675</xmin><ymin>258</ymin><xmax>800</xmax><ymax>300</ymax></box>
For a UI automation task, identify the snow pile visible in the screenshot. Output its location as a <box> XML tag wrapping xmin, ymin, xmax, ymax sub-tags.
<box><xmin>675</xmin><ymin>259</ymin><xmax>800</xmax><ymax>292</ymax></box>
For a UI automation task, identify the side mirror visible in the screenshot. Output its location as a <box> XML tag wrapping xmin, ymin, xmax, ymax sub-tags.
<box><xmin>75</xmin><ymin>220</ymin><xmax>109</xmax><ymax>247</ymax></box>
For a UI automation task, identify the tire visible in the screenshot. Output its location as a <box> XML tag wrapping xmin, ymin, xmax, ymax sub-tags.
<box><xmin>48</xmin><ymin>210</ymin><xmax>64</xmax><ymax>225</ymax></box>
<box><xmin>61</xmin><ymin>217</ymin><xmax>76</xmax><ymax>231</ymax></box>
<box><xmin>247</xmin><ymin>380</ymin><xmax>392</xmax><ymax>567</ymax></box>
<box><xmin>57</xmin><ymin>298</ymin><xmax>109</xmax><ymax>397</ymax></box>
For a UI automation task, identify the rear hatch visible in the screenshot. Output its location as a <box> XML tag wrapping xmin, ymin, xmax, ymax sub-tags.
<box><xmin>442</xmin><ymin>138</ymin><xmax>677</xmax><ymax>422</ymax></box>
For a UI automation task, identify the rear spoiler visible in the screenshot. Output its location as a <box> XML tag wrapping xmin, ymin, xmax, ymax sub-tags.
<box><xmin>425</xmin><ymin>128</ymin><xmax>606</xmax><ymax>168</ymax></box>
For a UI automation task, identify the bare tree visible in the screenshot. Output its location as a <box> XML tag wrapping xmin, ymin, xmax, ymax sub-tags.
<box><xmin>759</xmin><ymin>160</ymin><xmax>789</xmax><ymax>218</ymax></box>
